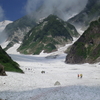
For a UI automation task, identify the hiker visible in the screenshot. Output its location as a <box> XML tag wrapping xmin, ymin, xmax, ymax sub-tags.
<box><xmin>77</xmin><ymin>74</ymin><xmax>80</xmax><ymax>78</ymax></box>
<box><xmin>80</xmin><ymin>74</ymin><xmax>83</xmax><ymax>78</ymax></box>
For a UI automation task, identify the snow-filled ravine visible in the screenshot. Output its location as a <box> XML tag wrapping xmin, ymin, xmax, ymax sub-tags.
<box><xmin>0</xmin><ymin>42</ymin><xmax>100</xmax><ymax>100</ymax></box>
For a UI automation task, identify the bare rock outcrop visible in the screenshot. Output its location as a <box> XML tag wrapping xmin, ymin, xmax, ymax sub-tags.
<box><xmin>0</xmin><ymin>64</ymin><xmax>7</xmax><ymax>76</ymax></box>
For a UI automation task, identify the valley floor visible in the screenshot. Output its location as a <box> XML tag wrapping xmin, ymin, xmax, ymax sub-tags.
<box><xmin>0</xmin><ymin>43</ymin><xmax>100</xmax><ymax>100</ymax></box>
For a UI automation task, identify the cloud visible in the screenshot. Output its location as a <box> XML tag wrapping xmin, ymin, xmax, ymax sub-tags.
<box><xmin>25</xmin><ymin>0</ymin><xmax>88</xmax><ymax>21</ymax></box>
<box><xmin>0</xmin><ymin>6</ymin><xmax>6</xmax><ymax>44</ymax></box>
<box><xmin>0</xmin><ymin>6</ymin><xmax>4</xmax><ymax>21</ymax></box>
<box><xmin>25</xmin><ymin>0</ymin><xmax>43</xmax><ymax>14</ymax></box>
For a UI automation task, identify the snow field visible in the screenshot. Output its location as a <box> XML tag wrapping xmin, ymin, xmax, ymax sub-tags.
<box><xmin>1</xmin><ymin>85</ymin><xmax>100</xmax><ymax>100</ymax></box>
<box><xmin>0</xmin><ymin>40</ymin><xmax>100</xmax><ymax>100</ymax></box>
<box><xmin>0</xmin><ymin>52</ymin><xmax>100</xmax><ymax>100</ymax></box>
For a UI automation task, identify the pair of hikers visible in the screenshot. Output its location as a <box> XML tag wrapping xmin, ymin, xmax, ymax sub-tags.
<box><xmin>78</xmin><ymin>74</ymin><xmax>83</xmax><ymax>78</ymax></box>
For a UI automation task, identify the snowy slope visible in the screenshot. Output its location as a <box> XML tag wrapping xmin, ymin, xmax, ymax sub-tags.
<box><xmin>0</xmin><ymin>39</ymin><xmax>100</xmax><ymax>100</ymax></box>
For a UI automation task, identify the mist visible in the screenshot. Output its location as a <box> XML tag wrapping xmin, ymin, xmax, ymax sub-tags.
<box><xmin>0</xmin><ymin>33</ymin><xmax>7</xmax><ymax>44</ymax></box>
<box><xmin>0</xmin><ymin>6</ymin><xmax>7</xmax><ymax>44</ymax></box>
<box><xmin>25</xmin><ymin>0</ymin><xmax>88</xmax><ymax>21</ymax></box>
<box><xmin>0</xmin><ymin>6</ymin><xmax>4</xmax><ymax>21</ymax></box>
<box><xmin>0</xmin><ymin>28</ymin><xmax>7</xmax><ymax>44</ymax></box>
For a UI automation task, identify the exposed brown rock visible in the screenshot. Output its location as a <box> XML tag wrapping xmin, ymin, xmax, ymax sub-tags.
<box><xmin>0</xmin><ymin>64</ymin><xmax>7</xmax><ymax>76</ymax></box>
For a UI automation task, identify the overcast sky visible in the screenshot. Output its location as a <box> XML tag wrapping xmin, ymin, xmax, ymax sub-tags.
<box><xmin>0</xmin><ymin>0</ymin><xmax>88</xmax><ymax>21</ymax></box>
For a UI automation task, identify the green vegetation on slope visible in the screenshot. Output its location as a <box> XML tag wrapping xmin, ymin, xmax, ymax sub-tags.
<box><xmin>4</xmin><ymin>15</ymin><xmax>37</xmax><ymax>50</ymax></box>
<box><xmin>0</xmin><ymin>46</ymin><xmax>23</xmax><ymax>73</ymax></box>
<box><xmin>18</xmin><ymin>15</ymin><xmax>79</xmax><ymax>54</ymax></box>
<box><xmin>66</xmin><ymin>17</ymin><xmax>100</xmax><ymax>64</ymax></box>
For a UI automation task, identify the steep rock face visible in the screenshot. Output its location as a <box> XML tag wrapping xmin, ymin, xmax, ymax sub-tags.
<box><xmin>68</xmin><ymin>0</ymin><xmax>100</xmax><ymax>29</ymax></box>
<box><xmin>3</xmin><ymin>16</ymin><xmax>37</xmax><ymax>50</ymax></box>
<box><xmin>65</xmin><ymin>18</ymin><xmax>100</xmax><ymax>64</ymax></box>
<box><xmin>0</xmin><ymin>64</ymin><xmax>7</xmax><ymax>76</ymax></box>
<box><xmin>18</xmin><ymin>15</ymin><xmax>79</xmax><ymax>55</ymax></box>
<box><xmin>0</xmin><ymin>46</ymin><xmax>23</xmax><ymax>73</ymax></box>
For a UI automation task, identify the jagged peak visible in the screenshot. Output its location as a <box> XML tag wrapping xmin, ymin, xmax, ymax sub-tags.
<box><xmin>44</xmin><ymin>14</ymin><xmax>62</xmax><ymax>21</ymax></box>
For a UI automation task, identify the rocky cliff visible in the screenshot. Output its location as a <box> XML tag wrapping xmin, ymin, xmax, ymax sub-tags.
<box><xmin>65</xmin><ymin>18</ymin><xmax>100</xmax><ymax>64</ymax></box>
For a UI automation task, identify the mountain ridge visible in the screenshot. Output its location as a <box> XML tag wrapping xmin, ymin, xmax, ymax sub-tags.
<box><xmin>65</xmin><ymin>17</ymin><xmax>100</xmax><ymax>64</ymax></box>
<box><xmin>2</xmin><ymin>15</ymin><xmax>37</xmax><ymax>50</ymax></box>
<box><xmin>18</xmin><ymin>15</ymin><xmax>79</xmax><ymax>55</ymax></box>
<box><xmin>68</xmin><ymin>0</ymin><xmax>100</xmax><ymax>29</ymax></box>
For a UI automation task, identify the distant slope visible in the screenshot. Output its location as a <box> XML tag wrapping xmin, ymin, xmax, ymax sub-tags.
<box><xmin>65</xmin><ymin>18</ymin><xmax>100</xmax><ymax>64</ymax></box>
<box><xmin>2</xmin><ymin>0</ymin><xmax>88</xmax><ymax>51</ymax></box>
<box><xmin>0</xmin><ymin>20</ymin><xmax>12</xmax><ymax>32</ymax></box>
<box><xmin>0</xmin><ymin>45</ymin><xmax>23</xmax><ymax>73</ymax></box>
<box><xmin>3</xmin><ymin>15</ymin><xmax>37</xmax><ymax>50</ymax></box>
<box><xmin>18</xmin><ymin>15</ymin><xmax>79</xmax><ymax>55</ymax></box>
<box><xmin>68</xmin><ymin>0</ymin><xmax>100</xmax><ymax>29</ymax></box>
<box><xmin>0</xmin><ymin>20</ymin><xmax>12</xmax><ymax>44</ymax></box>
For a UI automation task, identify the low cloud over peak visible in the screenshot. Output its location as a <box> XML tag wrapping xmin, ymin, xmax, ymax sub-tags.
<box><xmin>0</xmin><ymin>6</ymin><xmax>5</xmax><ymax>21</ymax></box>
<box><xmin>25</xmin><ymin>0</ymin><xmax>88</xmax><ymax>21</ymax></box>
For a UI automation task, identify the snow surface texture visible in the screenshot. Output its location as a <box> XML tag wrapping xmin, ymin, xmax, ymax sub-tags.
<box><xmin>0</xmin><ymin>29</ymin><xmax>100</xmax><ymax>100</ymax></box>
<box><xmin>0</xmin><ymin>39</ymin><xmax>100</xmax><ymax>100</ymax></box>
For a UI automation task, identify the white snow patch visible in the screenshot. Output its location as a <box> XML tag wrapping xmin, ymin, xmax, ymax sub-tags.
<box><xmin>0</xmin><ymin>41</ymin><xmax>10</xmax><ymax>48</ymax></box>
<box><xmin>37</xmin><ymin>17</ymin><xmax>46</xmax><ymax>24</ymax></box>
<box><xmin>0</xmin><ymin>52</ymin><xmax>100</xmax><ymax>100</ymax></box>
<box><xmin>6</xmin><ymin>43</ymin><xmax>21</xmax><ymax>54</ymax></box>
<box><xmin>0</xmin><ymin>37</ymin><xmax>100</xmax><ymax>100</ymax></box>
<box><xmin>77</xmin><ymin>28</ymin><xmax>84</xmax><ymax>35</ymax></box>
